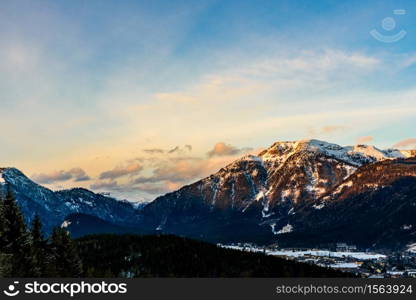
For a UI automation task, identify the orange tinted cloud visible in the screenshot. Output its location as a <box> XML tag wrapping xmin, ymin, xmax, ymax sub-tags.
<box><xmin>356</xmin><ymin>136</ymin><xmax>374</xmax><ymax>144</ymax></box>
<box><xmin>207</xmin><ymin>142</ymin><xmax>252</xmax><ymax>157</ymax></box>
<box><xmin>99</xmin><ymin>162</ymin><xmax>143</xmax><ymax>180</ymax></box>
<box><xmin>32</xmin><ymin>168</ymin><xmax>90</xmax><ymax>184</ymax></box>
<box><xmin>308</xmin><ymin>125</ymin><xmax>345</xmax><ymax>136</ymax></box>
<box><xmin>393</xmin><ymin>138</ymin><xmax>416</xmax><ymax>149</ymax></box>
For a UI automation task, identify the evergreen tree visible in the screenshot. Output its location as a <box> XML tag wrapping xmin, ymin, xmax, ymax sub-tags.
<box><xmin>30</xmin><ymin>214</ymin><xmax>50</xmax><ymax>276</ymax></box>
<box><xmin>50</xmin><ymin>228</ymin><xmax>82</xmax><ymax>277</ymax></box>
<box><xmin>0</xmin><ymin>253</ymin><xmax>12</xmax><ymax>278</ymax></box>
<box><xmin>0</xmin><ymin>187</ymin><xmax>84</xmax><ymax>277</ymax></box>
<box><xmin>2</xmin><ymin>187</ymin><xmax>26</xmax><ymax>252</ymax></box>
<box><xmin>2</xmin><ymin>187</ymin><xmax>38</xmax><ymax>276</ymax></box>
<box><xmin>0</xmin><ymin>194</ymin><xmax>6</xmax><ymax>248</ymax></box>
<box><xmin>31</xmin><ymin>214</ymin><xmax>43</xmax><ymax>245</ymax></box>
<box><xmin>0</xmin><ymin>193</ymin><xmax>11</xmax><ymax>277</ymax></box>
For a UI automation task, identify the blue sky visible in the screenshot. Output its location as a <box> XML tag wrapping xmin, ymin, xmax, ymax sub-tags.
<box><xmin>1</xmin><ymin>0</ymin><xmax>415</xmax><ymax>201</ymax></box>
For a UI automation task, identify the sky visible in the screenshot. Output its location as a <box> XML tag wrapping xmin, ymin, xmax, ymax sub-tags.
<box><xmin>1</xmin><ymin>0</ymin><xmax>416</xmax><ymax>202</ymax></box>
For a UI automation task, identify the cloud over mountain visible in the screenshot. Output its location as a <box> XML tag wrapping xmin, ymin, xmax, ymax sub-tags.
<box><xmin>308</xmin><ymin>125</ymin><xmax>346</xmax><ymax>136</ymax></box>
<box><xmin>32</xmin><ymin>168</ymin><xmax>90</xmax><ymax>184</ymax></box>
<box><xmin>207</xmin><ymin>142</ymin><xmax>252</xmax><ymax>157</ymax></box>
<box><xmin>393</xmin><ymin>138</ymin><xmax>416</xmax><ymax>149</ymax></box>
<box><xmin>99</xmin><ymin>163</ymin><xmax>143</xmax><ymax>180</ymax></box>
<box><xmin>89</xmin><ymin>142</ymin><xmax>252</xmax><ymax>196</ymax></box>
<box><xmin>356</xmin><ymin>136</ymin><xmax>374</xmax><ymax>144</ymax></box>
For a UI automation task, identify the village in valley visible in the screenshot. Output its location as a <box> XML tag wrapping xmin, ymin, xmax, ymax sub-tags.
<box><xmin>219</xmin><ymin>243</ymin><xmax>416</xmax><ymax>278</ymax></box>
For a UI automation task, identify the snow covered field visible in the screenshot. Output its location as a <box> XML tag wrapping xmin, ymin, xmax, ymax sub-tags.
<box><xmin>329</xmin><ymin>263</ymin><xmax>361</xmax><ymax>269</ymax></box>
<box><xmin>267</xmin><ymin>249</ymin><xmax>386</xmax><ymax>260</ymax></box>
<box><xmin>221</xmin><ymin>245</ymin><xmax>386</xmax><ymax>260</ymax></box>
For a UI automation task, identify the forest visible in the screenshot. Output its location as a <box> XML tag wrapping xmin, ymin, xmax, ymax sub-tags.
<box><xmin>0</xmin><ymin>188</ymin><xmax>348</xmax><ymax>278</ymax></box>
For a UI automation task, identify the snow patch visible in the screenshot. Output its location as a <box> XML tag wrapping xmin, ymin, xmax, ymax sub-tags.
<box><xmin>220</xmin><ymin>245</ymin><xmax>386</xmax><ymax>260</ymax></box>
<box><xmin>407</xmin><ymin>243</ymin><xmax>416</xmax><ymax>253</ymax></box>
<box><xmin>0</xmin><ymin>171</ymin><xmax>5</xmax><ymax>184</ymax></box>
<box><xmin>267</xmin><ymin>250</ymin><xmax>386</xmax><ymax>260</ymax></box>
<box><xmin>313</xmin><ymin>203</ymin><xmax>325</xmax><ymax>210</ymax></box>
<box><xmin>334</xmin><ymin>180</ymin><xmax>353</xmax><ymax>194</ymax></box>
<box><xmin>274</xmin><ymin>224</ymin><xmax>293</xmax><ymax>235</ymax></box>
<box><xmin>402</xmin><ymin>224</ymin><xmax>412</xmax><ymax>230</ymax></box>
<box><xmin>255</xmin><ymin>191</ymin><xmax>265</xmax><ymax>201</ymax></box>
<box><xmin>61</xmin><ymin>220</ymin><xmax>71</xmax><ymax>228</ymax></box>
<box><xmin>329</xmin><ymin>262</ymin><xmax>360</xmax><ymax>269</ymax></box>
<box><xmin>270</xmin><ymin>223</ymin><xmax>277</xmax><ymax>234</ymax></box>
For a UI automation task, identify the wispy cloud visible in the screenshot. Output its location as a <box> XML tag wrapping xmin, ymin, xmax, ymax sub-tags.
<box><xmin>356</xmin><ymin>136</ymin><xmax>374</xmax><ymax>144</ymax></box>
<box><xmin>90</xmin><ymin>181</ymin><xmax>120</xmax><ymax>191</ymax></box>
<box><xmin>143</xmin><ymin>148</ymin><xmax>165</xmax><ymax>154</ymax></box>
<box><xmin>207</xmin><ymin>142</ymin><xmax>252</xmax><ymax>157</ymax></box>
<box><xmin>99</xmin><ymin>162</ymin><xmax>143</xmax><ymax>180</ymax></box>
<box><xmin>90</xmin><ymin>142</ymin><xmax>253</xmax><ymax>196</ymax></box>
<box><xmin>393</xmin><ymin>138</ymin><xmax>416</xmax><ymax>149</ymax></box>
<box><xmin>32</xmin><ymin>168</ymin><xmax>90</xmax><ymax>184</ymax></box>
<box><xmin>308</xmin><ymin>125</ymin><xmax>346</xmax><ymax>136</ymax></box>
<box><xmin>3</xmin><ymin>1</ymin><xmax>416</xmax><ymax>201</ymax></box>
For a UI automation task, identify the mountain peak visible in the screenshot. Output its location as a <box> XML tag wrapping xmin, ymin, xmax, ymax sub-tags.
<box><xmin>258</xmin><ymin>139</ymin><xmax>411</xmax><ymax>166</ymax></box>
<box><xmin>1</xmin><ymin>167</ymin><xmax>141</xmax><ymax>232</ymax></box>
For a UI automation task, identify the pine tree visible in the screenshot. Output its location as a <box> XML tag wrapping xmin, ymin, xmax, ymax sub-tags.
<box><xmin>50</xmin><ymin>228</ymin><xmax>82</xmax><ymax>277</ymax></box>
<box><xmin>2</xmin><ymin>187</ymin><xmax>38</xmax><ymax>276</ymax></box>
<box><xmin>0</xmin><ymin>187</ymin><xmax>84</xmax><ymax>277</ymax></box>
<box><xmin>2</xmin><ymin>187</ymin><xmax>26</xmax><ymax>252</ymax></box>
<box><xmin>30</xmin><ymin>214</ymin><xmax>50</xmax><ymax>276</ymax></box>
<box><xmin>0</xmin><ymin>194</ymin><xmax>6</xmax><ymax>248</ymax></box>
<box><xmin>0</xmin><ymin>253</ymin><xmax>12</xmax><ymax>277</ymax></box>
<box><xmin>0</xmin><ymin>194</ymin><xmax>11</xmax><ymax>277</ymax></box>
<box><xmin>61</xmin><ymin>229</ymin><xmax>83</xmax><ymax>277</ymax></box>
<box><xmin>31</xmin><ymin>214</ymin><xmax>43</xmax><ymax>245</ymax></box>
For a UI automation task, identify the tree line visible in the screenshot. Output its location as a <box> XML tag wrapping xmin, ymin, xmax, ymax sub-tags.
<box><xmin>1</xmin><ymin>185</ymin><xmax>350</xmax><ymax>278</ymax></box>
<box><xmin>0</xmin><ymin>187</ymin><xmax>82</xmax><ymax>277</ymax></box>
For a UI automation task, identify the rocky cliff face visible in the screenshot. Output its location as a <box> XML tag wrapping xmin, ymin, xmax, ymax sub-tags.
<box><xmin>287</xmin><ymin>158</ymin><xmax>416</xmax><ymax>249</ymax></box>
<box><xmin>2</xmin><ymin>139</ymin><xmax>415</xmax><ymax>250</ymax></box>
<box><xmin>141</xmin><ymin>140</ymin><xmax>413</xmax><ymax>241</ymax></box>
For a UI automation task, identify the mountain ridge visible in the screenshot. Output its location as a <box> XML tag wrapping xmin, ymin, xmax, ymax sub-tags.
<box><xmin>0</xmin><ymin>167</ymin><xmax>142</xmax><ymax>232</ymax></box>
<box><xmin>141</xmin><ymin>139</ymin><xmax>415</xmax><ymax>224</ymax></box>
<box><xmin>1</xmin><ymin>139</ymin><xmax>416</xmax><ymax>249</ymax></box>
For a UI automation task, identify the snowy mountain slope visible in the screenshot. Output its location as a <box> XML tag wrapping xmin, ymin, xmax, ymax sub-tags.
<box><xmin>285</xmin><ymin>158</ymin><xmax>416</xmax><ymax>249</ymax></box>
<box><xmin>1</xmin><ymin>139</ymin><xmax>415</xmax><ymax>248</ymax></box>
<box><xmin>0</xmin><ymin>167</ymin><xmax>142</xmax><ymax>232</ymax></box>
<box><xmin>140</xmin><ymin>139</ymin><xmax>416</xmax><ymax>245</ymax></box>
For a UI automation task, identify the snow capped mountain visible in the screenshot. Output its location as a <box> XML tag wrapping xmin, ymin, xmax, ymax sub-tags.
<box><xmin>288</xmin><ymin>158</ymin><xmax>416</xmax><ymax>249</ymax></box>
<box><xmin>259</xmin><ymin>139</ymin><xmax>410</xmax><ymax>166</ymax></box>
<box><xmin>1</xmin><ymin>139</ymin><xmax>415</xmax><ymax>249</ymax></box>
<box><xmin>140</xmin><ymin>139</ymin><xmax>416</xmax><ymax>247</ymax></box>
<box><xmin>0</xmin><ymin>171</ymin><xmax>6</xmax><ymax>184</ymax></box>
<box><xmin>0</xmin><ymin>167</ymin><xmax>142</xmax><ymax>232</ymax></box>
<box><xmin>319</xmin><ymin>157</ymin><xmax>416</xmax><ymax>204</ymax></box>
<box><xmin>144</xmin><ymin>139</ymin><xmax>412</xmax><ymax>219</ymax></box>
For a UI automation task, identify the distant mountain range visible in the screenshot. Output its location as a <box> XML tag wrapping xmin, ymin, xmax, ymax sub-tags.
<box><xmin>1</xmin><ymin>139</ymin><xmax>416</xmax><ymax>251</ymax></box>
<box><xmin>0</xmin><ymin>168</ymin><xmax>142</xmax><ymax>232</ymax></box>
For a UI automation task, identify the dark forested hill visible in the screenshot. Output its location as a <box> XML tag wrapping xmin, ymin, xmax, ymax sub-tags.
<box><xmin>76</xmin><ymin>234</ymin><xmax>350</xmax><ymax>278</ymax></box>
